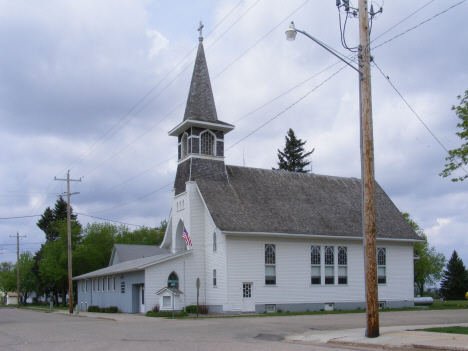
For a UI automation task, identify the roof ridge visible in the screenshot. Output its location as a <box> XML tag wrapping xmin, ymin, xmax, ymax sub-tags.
<box><xmin>225</xmin><ymin>164</ymin><xmax>362</xmax><ymax>181</ymax></box>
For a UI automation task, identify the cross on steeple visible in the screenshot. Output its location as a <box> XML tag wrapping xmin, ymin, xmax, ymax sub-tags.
<box><xmin>198</xmin><ymin>21</ymin><xmax>204</xmax><ymax>42</ymax></box>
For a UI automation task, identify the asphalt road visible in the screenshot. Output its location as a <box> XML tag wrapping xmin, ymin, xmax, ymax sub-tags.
<box><xmin>1</xmin><ymin>308</ymin><xmax>467</xmax><ymax>350</ymax></box>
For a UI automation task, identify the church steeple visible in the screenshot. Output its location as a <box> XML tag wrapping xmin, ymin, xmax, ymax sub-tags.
<box><xmin>183</xmin><ymin>23</ymin><xmax>218</xmax><ymax>122</ymax></box>
<box><xmin>168</xmin><ymin>23</ymin><xmax>234</xmax><ymax>195</ymax></box>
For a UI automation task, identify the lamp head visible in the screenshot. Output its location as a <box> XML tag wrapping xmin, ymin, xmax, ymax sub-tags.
<box><xmin>285</xmin><ymin>21</ymin><xmax>297</xmax><ymax>41</ymax></box>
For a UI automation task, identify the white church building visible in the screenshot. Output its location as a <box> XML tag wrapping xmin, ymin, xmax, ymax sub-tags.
<box><xmin>74</xmin><ymin>31</ymin><xmax>423</xmax><ymax>314</ymax></box>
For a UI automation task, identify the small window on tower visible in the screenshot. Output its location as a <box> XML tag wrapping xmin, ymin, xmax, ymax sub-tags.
<box><xmin>200</xmin><ymin>131</ymin><xmax>214</xmax><ymax>155</ymax></box>
<box><xmin>181</xmin><ymin>133</ymin><xmax>188</xmax><ymax>158</ymax></box>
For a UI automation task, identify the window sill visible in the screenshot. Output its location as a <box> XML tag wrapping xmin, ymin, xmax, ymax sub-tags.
<box><xmin>310</xmin><ymin>284</ymin><xmax>349</xmax><ymax>287</ymax></box>
<box><xmin>264</xmin><ymin>285</ymin><xmax>277</xmax><ymax>287</ymax></box>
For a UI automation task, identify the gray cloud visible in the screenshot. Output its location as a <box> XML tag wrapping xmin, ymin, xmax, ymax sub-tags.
<box><xmin>1</xmin><ymin>0</ymin><xmax>467</xmax><ymax>273</ymax></box>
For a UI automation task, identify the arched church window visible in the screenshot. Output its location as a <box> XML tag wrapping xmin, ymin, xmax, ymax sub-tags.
<box><xmin>167</xmin><ymin>271</ymin><xmax>179</xmax><ymax>289</ymax></box>
<box><xmin>181</xmin><ymin>133</ymin><xmax>188</xmax><ymax>158</ymax></box>
<box><xmin>200</xmin><ymin>131</ymin><xmax>214</xmax><ymax>156</ymax></box>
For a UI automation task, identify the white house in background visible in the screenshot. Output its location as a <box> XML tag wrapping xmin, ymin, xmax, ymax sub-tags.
<box><xmin>74</xmin><ymin>31</ymin><xmax>423</xmax><ymax>314</ymax></box>
<box><xmin>6</xmin><ymin>292</ymin><xmax>18</xmax><ymax>306</ymax></box>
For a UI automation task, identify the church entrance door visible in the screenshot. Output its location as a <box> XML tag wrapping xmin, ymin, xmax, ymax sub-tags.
<box><xmin>139</xmin><ymin>284</ymin><xmax>145</xmax><ymax>313</ymax></box>
<box><xmin>242</xmin><ymin>283</ymin><xmax>255</xmax><ymax>312</ymax></box>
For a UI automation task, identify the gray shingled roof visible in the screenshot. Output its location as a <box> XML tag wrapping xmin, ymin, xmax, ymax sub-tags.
<box><xmin>73</xmin><ymin>251</ymin><xmax>190</xmax><ymax>280</ymax></box>
<box><xmin>183</xmin><ymin>42</ymin><xmax>218</xmax><ymax>121</ymax></box>
<box><xmin>111</xmin><ymin>244</ymin><xmax>170</xmax><ymax>265</ymax></box>
<box><xmin>196</xmin><ymin>166</ymin><xmax>422</xmax><ymax>241</ymax></box>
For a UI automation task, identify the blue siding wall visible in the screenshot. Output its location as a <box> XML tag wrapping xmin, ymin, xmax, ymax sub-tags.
<box><xmin>76</xmin><ymin>270</ymin><xmax>144</xmax><ymax>313</ymax></box>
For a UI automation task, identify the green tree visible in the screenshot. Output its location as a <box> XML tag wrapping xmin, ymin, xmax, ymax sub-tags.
<box><xmin>74</xmin><ymin>223</ymin><xmax>124</xmax><ymax>276</ymax></box>
<box><xmin>18</xmin><ymin>252</ymin><xmax>38</xmax><ymax>302</ymax></box>
<box><xmin>37</xmin><ymin>196</ymin><xmax>76</xmax><ymax>242</ymax></box>
<box><xmin>0</xmin><ymin>261</ymin><xmax>15</xmax><ymax>293</ymax></box>
<box><xmin>439</xmin><ymin>250</ymin><xmax>468</xmax><ymax>300</ymax></box>
<box><xmin>402</xmin><ymin>213</ymin><xmax>446</xmax><ymax>297</ymax></box>
<box><xmin>115</xmin><ymin>221</ymin><xmax>166</xmax><ymax>246</ymax></box>
<box><xmin>274</xmin><ymin>128</ymin><xmax>314</xmax><ymax>173</ymax></box>
<box><xmin>440</xmin><ymin>90</ymin><xmax>468</xmax><ymax>182</ymax></box>
<box><xmin>35</xmin><ymin>197</ymin><xmax>80</xmax><ymax>305</ymax></box>
<box><xmin>73</xmin><ymin>220</ymin><xmax>167</xmax><ymax>277</ymax></box>
<box><xmin>39</xmin><ymin>219</ymin><xmax>82</xmax><ymax>306</ymax></box>
<box><xmin>0</xmin><ymin>253</ymin><xmax>38</xmax><ymax>303</ymax></box>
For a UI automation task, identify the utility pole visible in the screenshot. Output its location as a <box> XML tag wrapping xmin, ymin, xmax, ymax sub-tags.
<box><xmin>55</xmin><ymin>170</ymin><xmax>81</xmax><ymax>314</ymax></box>
<box><xmin>286</xmin><ymin>0</ymin><xmax>381</xmax><ymax>338</ymax></box>
<box><xmin>358</xmin><ymin>0</ymin><xmax>379</xmax><ymax>338</ymax></box>
<box><xmin>10</xmin><ymin>232</ymin><xmax>26</xmax><ymax>308</ymax></box>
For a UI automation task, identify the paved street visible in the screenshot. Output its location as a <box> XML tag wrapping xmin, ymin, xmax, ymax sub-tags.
<box><xmin>1</xmin><ymin>308</ymin><xmax>467</xmax><ymax>350</ymax></box>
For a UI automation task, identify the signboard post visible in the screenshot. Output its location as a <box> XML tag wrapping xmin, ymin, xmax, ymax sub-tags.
<box><xmin>196</xmin><ymin>278</ymin><xmax>200</xmax><ymax>318</ymax></box>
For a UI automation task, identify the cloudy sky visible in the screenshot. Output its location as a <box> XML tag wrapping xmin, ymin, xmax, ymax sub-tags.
<box><xmin>1</xmin><ymin>0</ymin><xmax>467</xmax><ymax>274</ymax></box>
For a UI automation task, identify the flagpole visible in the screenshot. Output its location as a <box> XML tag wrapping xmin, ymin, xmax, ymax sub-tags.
<box><xmin>183</xmin><ymin>244</ymin><xmax>186</xmax><ymax>310</ymax></box>
<box><xmin>182</xmin><ymin>226</ymin><xmax>192</xmax><ymax>311</ymax></box>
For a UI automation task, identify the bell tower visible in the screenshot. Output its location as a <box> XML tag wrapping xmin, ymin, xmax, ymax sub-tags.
<box><xmin>168</xmin><ymin>22</ymin><xmax>234</xmax><ymax>195</ymax></box>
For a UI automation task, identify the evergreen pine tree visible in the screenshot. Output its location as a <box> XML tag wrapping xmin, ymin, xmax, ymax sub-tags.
<box><xmin>274</xmin><ymin>128</ymin><xmax>314</xmax><ymax>173</ymax></box>
<box><xmin>37</xmin><ymin>196</ymin><xmax>77</xmax><ymax>242</ymax></box>
<box><xmin>439</xmin><ymin>250</ymin><xmax>468</xmax><ymax>300</ymax></box>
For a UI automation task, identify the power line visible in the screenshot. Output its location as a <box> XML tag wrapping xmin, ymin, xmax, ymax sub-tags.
<box><xmin>206</xmin><ymin>0</ymin><xmax>262</xmax><ymax>51</ymax></box>
<box><xmin>77</xmin><ymin>1</ymin><xmax>312</xmax><ymax>179</ymax></box>
<box><xmin>77</xmin><ymin>3</ymin><xmax>261</xmax><ymax>179</ymax></box>
<box><xmin>85</xmin><ymin>155</ymin><xmax>177</xmax><ymax>201</ymax></box>
<box><xmin>372</xmin><ymin>59</ymin><xmax>468</xmax><ymax>176</ymax></box>
<box><xmin>211</xmin><ymin>0</ymin><xmax>312</xmax><ymax>81</ymax></box>
<box><xmin>370</xmin><ymin>0</ymin><xmax>436</xmax><ymax>44</ymax></box>
<box><xmin>0</xmin><ymin>215</ymin><xmax>41</xmax><ymax>220</ymax></box>
<box><xmin>0</xmin><ymin>242</ymin><xmax>44</xmax><ymax>246</ymax></box>
<box><xmin>227</xmin><ymin>65</ymin><xmax>347</xmax><ymax>151</ymax></box>
<box><xmin>76</xmin><ymin>213</ymin><xmax>144</xmax><ymax>227</ymax></box>
<box><xmin>84</xmin><ymin>181</ymin><xmax>174</xmax><ymax>214</ymax></box>
<box><xmin>372</xmin><ymin>0</ymin><xmax>466</xmax><ymax>51</ymax></box>
<box><xmin>59</xmin><ymin>1</ymin><xmax>247</xmax><ymax>177</ymax></box>
<box><xmin>232</xmin><ymin>55</ymin><xmax>356</xmax><ymax>125</ymax></box>
<box><xmin>14</xmin><ymin>1</ymin><xmax>460</xmax><ymax>225</ymax></box>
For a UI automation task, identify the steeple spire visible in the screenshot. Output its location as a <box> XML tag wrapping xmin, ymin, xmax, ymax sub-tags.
<box><xmin>183</xmin><ymin>22</ymin><xmax>218</xmax><ymax>122</ymax></box>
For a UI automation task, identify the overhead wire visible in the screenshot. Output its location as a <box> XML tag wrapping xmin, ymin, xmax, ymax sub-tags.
<box><xmin>78</xmin><ymin>1</ymin><xmax>261</xmax><ymax>179</ymax></box>
<box><xmin>60</xmin><ymin>0</ymin><xmax>247</xmax><ymax>177</ymax></box>
<box><xmin>372</xmin><ymin>0</ymin><xmax>466</xmax><ymax>51</ymax></box>
<box><xmin>76</xmin><ymin>213</ymin><xmax>144</xmax><ymax>227</ymax></box>
<box><xmin>372</xmin><ymin>60</ymin><xmax>468</xmax><ymax>176</ymax></box>
<box><xmin>232</xmin><ymin>56</ymin><xmax>356</xmax><ymax>125</ymax></box>
<box><xmin>83</xmin><ymin>181</ymin><xmax>174</xmax><ymax>214</ymax></box>
<box><xmin>227</xmin><ymin>65</ymin><xmax>348</xmax><ymax>152</ymax></box>
<box><xmin>85</xmin><ymin>154</ymin><xmax>177</xmax><ymax>201</ymax></box>
<box><xmin>7</xmin><ymin>0</ymin><xmax>462</xmax><ymax>239</ymax></box>
<box><xmin>76</xmin><ymin>0</ymin><xmax>313</xmax><ymax>182</ymax></box>
<box><xmin>370</xmin><ymin>0</ymin><xmax>436</xmax><ymax>44</ymax></box>
<box><xmin>211</xmin><ymin>0</ymin><xmax>312</xmax><ymax>81</ymax></box>
<box><xmin>205</xmin><ymin>0</ymin><xmax>262</xmax><ymax>51</ymax></box>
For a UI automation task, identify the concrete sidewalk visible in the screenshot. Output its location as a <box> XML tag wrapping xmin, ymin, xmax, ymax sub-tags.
<box><xmin>286</xmin><ymin>323</ymin><xmax>468</xmax><ymax>350</ymax></box>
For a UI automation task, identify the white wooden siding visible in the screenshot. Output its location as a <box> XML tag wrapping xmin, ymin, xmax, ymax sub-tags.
<box><xmin>146</xmin><ymin>182</ymin><xmax>208</xmax><ymax>309</ymax></box>
<box><xmin>377</xmin><ymin>241</ymin><xmax>414</xmax><ymax>302</ymax></box>
<box><xmin>225</xmin><ymin>236</ymin><xmax>414</xmax><ymax>310</ymax></box>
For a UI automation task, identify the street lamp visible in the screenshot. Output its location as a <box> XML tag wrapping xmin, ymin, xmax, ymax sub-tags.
<box><xmin>286</xmin><ymin>8</ymin><xmax>379</xmax><ymax>339</ymax></box>
<box><xmin>285</xmin><ymin>22</ymin><xmax>360</xmax><ymax>75</ymax></box>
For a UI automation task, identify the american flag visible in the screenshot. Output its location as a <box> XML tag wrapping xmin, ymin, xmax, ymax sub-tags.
<box><xmin>182</xmin><ymin>227</ymin><xmax>192</xmax><ymax>246</ymax></box>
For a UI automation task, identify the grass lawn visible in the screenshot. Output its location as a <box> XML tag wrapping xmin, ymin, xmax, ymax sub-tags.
<box><xmin>425</xmin><ymin>300</ymin><xmax>468</xmax><ymax>310</ymax></box>
<box><xmin>20</xmin><ymin>304</ymin><xmax>70</xmax><ymax>311</ymax></box>
<box><xmin>418</xmin><ymin>326</ymin><xmax>468</xmax><ymax>335</ymax></box>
